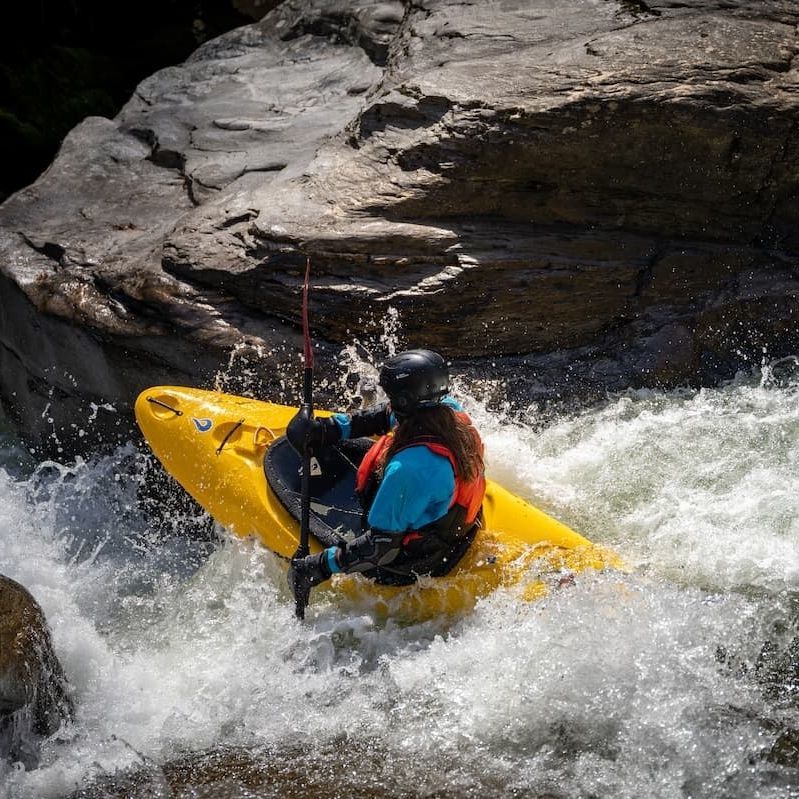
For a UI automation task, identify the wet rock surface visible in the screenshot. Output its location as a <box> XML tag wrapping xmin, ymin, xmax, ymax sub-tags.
<box><xmin>1</xmin><ymin>0</ymin><xmax>799</xmax><ymax>455</ymax></box>
<box><xmin>0</xmin><ymin>574</ymin><xmax>74</xmax><ymax>768</ymax></box>
<box><xmin>66</xmin><ymin>742</ymin><xmax>455</xmax><ymax>799</ymax></box>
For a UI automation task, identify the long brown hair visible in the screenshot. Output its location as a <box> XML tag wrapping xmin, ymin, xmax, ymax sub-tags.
<box><xmin>380</xmin><ymin>404</ymin><xmax>484</xmax><ymax>481</ymax></box>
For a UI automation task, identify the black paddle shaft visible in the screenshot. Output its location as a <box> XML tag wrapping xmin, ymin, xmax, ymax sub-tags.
<box><xmin>292</xmin><ymin>398</ymin><xmax>313</xmax><ymax>619</ymax></box>
<box><xmin>291</xmin><ymin>259</ymin><xmax>314</xmax><ymax>620</ymax></box>
<box><xmin>297</xmin><ymin>371</ymin><xmax>314</xmax><ymax>559</ymax></box>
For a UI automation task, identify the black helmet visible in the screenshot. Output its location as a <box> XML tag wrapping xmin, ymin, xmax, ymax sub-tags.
<box><xmin>378</xmin><ymin>349</ymin><xmax>449</xmax><ymax>417</ymax></box>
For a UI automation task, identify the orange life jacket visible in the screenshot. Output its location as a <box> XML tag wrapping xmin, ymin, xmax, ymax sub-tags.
<box><xmin>354</xmin><ymin>411</ymin><xmax>486</xmax><ymax>529</ymax></box>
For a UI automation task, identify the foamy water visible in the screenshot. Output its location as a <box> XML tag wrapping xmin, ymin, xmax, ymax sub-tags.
<box><xmin>1</xmin><ymin>364</ymin><xmax>798</xmax><ymax>798</ymax></box>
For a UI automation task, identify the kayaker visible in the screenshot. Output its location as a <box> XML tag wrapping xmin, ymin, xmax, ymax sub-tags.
<box><xmin>285</xmin><ymin>349</ymin><xmax>486</xmax><ymax>587</ymax></box>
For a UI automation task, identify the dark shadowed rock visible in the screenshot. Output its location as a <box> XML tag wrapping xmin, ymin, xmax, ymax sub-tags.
<box><xmin>0</xmin><ymin>574</ymin><xmax>74</xmax><ymax>768</ymax></box>
<box><xmin>233</xmin><ymin>0</ymin><xmax>284</xmax><ymax>20</ymax></box>
<box><xmin>2</xmin><ymin>0</ymin><xmax>799</xmax><ymax>455</ymax></box>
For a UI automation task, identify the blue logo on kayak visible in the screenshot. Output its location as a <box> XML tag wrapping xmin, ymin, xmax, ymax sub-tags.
<box><xmin>192</xmin><ymin>417</ymin><xmax>213</xmax><ymax>432</ymax></box>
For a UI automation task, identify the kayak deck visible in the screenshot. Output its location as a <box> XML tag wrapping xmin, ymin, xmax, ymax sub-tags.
<box><xmin>264</xmin><ymin>436</ymin><xmax>369</xmax><ymax>548</ymax></box>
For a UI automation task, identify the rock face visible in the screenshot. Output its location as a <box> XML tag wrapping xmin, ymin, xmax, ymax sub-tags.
<box><xmin>1</xmin><ymin>0</ymin><xmax>799</xmax><ymax>455</ymax></box>
<box><xmin>0</xmin><ymin>574</ymin><xmax>74</xmax><ymax>768</ymax></box>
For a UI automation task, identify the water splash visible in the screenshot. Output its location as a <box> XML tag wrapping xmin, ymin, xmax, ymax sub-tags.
<box><xmin>2</xmin><ymin>365</ymin><xmax>799</xmax><ymax>797</ymax></box>
<box><xmin>327</xmin><ymin>304</ymin><xmax>404</xmax><ymax>409</ymax></box>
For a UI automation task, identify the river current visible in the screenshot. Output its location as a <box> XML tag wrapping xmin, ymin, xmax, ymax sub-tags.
<box><xmin>1</xmin><ymin>359</ymin><xmax>798</xmax><ymax>798</ymax></box>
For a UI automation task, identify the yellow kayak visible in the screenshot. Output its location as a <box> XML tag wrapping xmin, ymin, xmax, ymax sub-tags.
<box><xmin>135</xmin><ymin>386</ymin><xmax>620</xmax><ymax>620</ymax></box>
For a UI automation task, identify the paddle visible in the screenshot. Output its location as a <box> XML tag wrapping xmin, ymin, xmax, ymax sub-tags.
<box><xmin>290</xmin><ymin>257</ymin><xmax>315</xmax><ymax>620</ymax></box>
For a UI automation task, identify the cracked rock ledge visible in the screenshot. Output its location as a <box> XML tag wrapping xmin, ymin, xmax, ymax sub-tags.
<box><xmin>1</xmin><ymin>0</ymin><xmax>799</xmax><ymax>456</ymax></box>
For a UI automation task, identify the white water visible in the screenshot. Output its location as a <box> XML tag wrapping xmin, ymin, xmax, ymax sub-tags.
<box><xmin>2</xmin><ymin>363</ymin><xmax>799</xmax><ymax>798</ymax></box>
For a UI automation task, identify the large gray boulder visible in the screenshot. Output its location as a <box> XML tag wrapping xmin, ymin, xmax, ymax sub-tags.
<box><xmin>0</xmin><ymin>574</ymin><xmax>74</xmax><ymax>769</ymax></box>
<box><xmin>1</xmin><ymin>0</ymin><xmax>798</xmax><ymax>455</ymax></box>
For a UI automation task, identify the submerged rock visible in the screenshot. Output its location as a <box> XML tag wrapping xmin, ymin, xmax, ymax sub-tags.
<box><xmin>768</xmin><ymin>728</ymin><xmax>799</xmax><ymax>768</ymax></box>
<box><xmin>66</xmin><ymin>747</ymin><xmax>284</xmax><ymax>799</ymax></box>
<box><xmin>1</xmin><ymin>0</ymin><xmax>799</xmax><ymax>455</ymax></box>
<box><xmin>0</xmin><ymin>574</ymin><xmax>74</xmax><ymax>768</ymax></box>
<box><xmin>67</xmin><ymin>742</ymin><xmax>439</xmax><ymax>798</ymax></box>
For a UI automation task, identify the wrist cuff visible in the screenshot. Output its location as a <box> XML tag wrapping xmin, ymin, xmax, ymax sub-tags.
<box><xmin>325</xmin><ymin>547</ymin><xmax>342</xmax><ymax>574</ymax></box>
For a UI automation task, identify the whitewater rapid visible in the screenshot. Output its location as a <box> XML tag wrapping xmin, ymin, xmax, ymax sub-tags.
<box><xmin>1</xmin><ymin>363</ymin><xmax>798</xmax><ymax>798</ymax></box>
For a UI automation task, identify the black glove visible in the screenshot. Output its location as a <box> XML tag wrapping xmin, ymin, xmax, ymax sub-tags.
<box><xmin>287</xmin><ymin>550</ymin><xmax>336</xmax><ymax>591</ymax></box>
<box><xmin>286</xmin><ymin>407</ymin><xmax>340</xmax><ymax>455</ymax></box>
<box><xmin>348</xmin><ymin>403</ymin><xmax>394</xmax><ymax>438</ymax></box>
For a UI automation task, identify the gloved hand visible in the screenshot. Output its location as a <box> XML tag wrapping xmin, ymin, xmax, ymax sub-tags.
<box><xmin>286</xmin><ymin>407</ymin><xmax>339</xmax><ymax>455</ymax></box>
<box><xmin>287</xmin><ymin>549</ymin><xmax>338</xmax><ymax>591</ymax></box>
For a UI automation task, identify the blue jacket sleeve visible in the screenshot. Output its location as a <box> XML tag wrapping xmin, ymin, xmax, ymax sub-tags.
<box><xmin>332</xmin><ymin>404</ymin><xmax>393</xmax><ymax>440</ymax></box>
